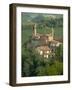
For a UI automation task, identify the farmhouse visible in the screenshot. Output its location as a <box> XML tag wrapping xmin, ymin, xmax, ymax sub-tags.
<box><xmin>36</xmin><ymin>45</ymin><xmax>51</xmax><ymax>58</ymax></box>
<box><xmin>32</xmin><ymin>24</ymin><xmax>62</xmax><ymax>58</ymax></box>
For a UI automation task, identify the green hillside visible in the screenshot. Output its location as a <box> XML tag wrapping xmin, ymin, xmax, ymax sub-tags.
<box><xmin>21</xmin><ymin>13</ymin><xmax>63</xmax><ymax>77</ymax></box>
<box><xmin>21</xmin><ymin>12</ymin><xmax>63</xmax><ymax>44</ymax></box>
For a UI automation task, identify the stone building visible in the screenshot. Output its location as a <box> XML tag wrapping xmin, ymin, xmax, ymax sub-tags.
<box><xmin>32</xmin><ymin>24</ymin><xmax>62</xmax><ymax>58</ymax></box>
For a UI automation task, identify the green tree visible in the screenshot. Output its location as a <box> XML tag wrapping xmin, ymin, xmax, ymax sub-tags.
<box><xmin>45</xmin><ymin>60</ymin><xmax>63</xmax><ymax>75</ymax></box>
<box><xmin>55</xmin><ymin>44</ymin><xmax>63</xmax><ymax>62</ymax></box>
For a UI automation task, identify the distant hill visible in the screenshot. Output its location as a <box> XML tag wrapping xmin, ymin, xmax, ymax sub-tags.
<box><xmin>21</xmin><ymin>12</ymin><xmax>63</xmax><ymax>44</ymax></box>
<box><xmin>21</xmin><ymin>13</ymin><xmax>63</xmax><ymax>27</ymax></box>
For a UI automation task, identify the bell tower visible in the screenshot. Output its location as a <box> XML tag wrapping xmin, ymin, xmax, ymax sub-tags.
<box><xmin>33</xmin><ymin>24</ymin><xmax>37</xmax><ymax>36</ymax></box>
<box><xmin>52</xmin><ymin>26</ymin><xmax>54</xmax><ymax>39</ymax></box>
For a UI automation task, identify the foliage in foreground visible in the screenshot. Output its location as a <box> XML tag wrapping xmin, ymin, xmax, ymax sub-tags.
<box><xmin>21</xmin><ymin>45</ymin><xmax>63</xmax><ymax>77</ymax></box>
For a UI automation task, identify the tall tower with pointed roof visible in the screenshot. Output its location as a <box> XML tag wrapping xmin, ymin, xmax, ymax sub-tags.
<box><xmin>33</xmin><ymin>24</ymin><xmax>37</xmax><ymax>36</ymax></box>
<box><xmin>52</xmin><ymin>27</ymin><xmax>54</xmax><ymax>39</ymax></box>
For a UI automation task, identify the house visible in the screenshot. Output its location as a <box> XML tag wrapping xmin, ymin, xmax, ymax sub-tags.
<box><xmin>50</xmin><ymin>40</ymin><xmax>62</xmax><ymax>47</ymax></box>
<box><xmin>36</xmin><ymin>45</ymin><xmax>51</xmax><ymax>58</ymax></box>
<box><xmin>32</xmin><ymin>24</ymin><xmax>62</xmax><ymax>58</ymax></box>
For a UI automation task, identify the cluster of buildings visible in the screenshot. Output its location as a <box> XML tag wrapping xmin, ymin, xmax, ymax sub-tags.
<box><xmin>31</xmin><ymin>24</ymin><xmax>62</xmax><ymax>58</ymax></box>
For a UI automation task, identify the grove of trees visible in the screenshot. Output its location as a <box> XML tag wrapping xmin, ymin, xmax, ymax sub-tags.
<box><xmin>22</xmin><ymin>44</ymin><xmax>63</xmax><ymax>77</ymax></box>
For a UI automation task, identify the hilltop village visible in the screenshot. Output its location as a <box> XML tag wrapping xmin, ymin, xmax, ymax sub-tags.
<box><xmin>27</xmin><ymin>24</ymin><xmax>62</xmax><ymax>58</ymax></box>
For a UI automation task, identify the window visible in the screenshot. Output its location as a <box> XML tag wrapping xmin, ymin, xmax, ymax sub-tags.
<box><xmin>40</xmin><ymin>50</ymin><xmax>43</xmax><ymax>55</ymax></box>
<box><xmin>47</xmin><ymin>51</ymin><xmax>49</xmax><ymax>53</ymax></box>
<box><xmin>44</xmin><ymin>55</ymin><xmax>48</xmax><ymax>58</ymax></box>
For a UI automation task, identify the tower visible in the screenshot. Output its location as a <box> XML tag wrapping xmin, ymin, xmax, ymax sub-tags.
<box><xmin>33</xmin><ymin>24</ymin><xmax>37</xmax><ymax>36</ymax></box>
<box><xmin>52</xmin><ymin>26</ymin><xmax>54</xmax><ymax>38</ymax></box>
